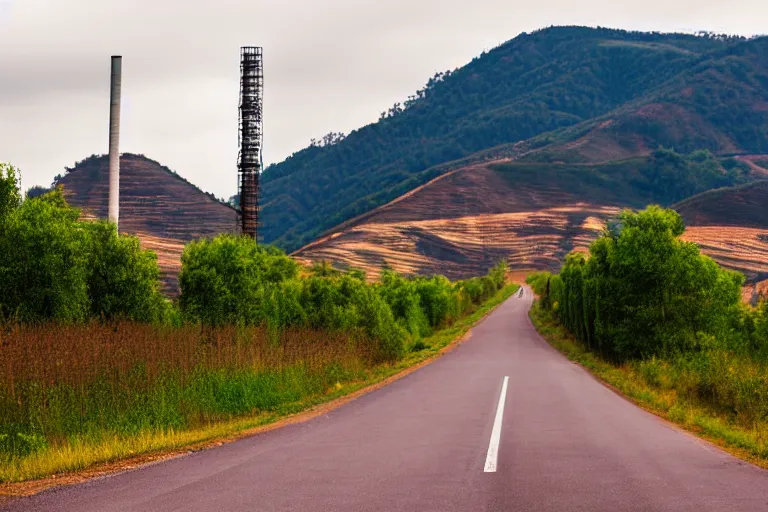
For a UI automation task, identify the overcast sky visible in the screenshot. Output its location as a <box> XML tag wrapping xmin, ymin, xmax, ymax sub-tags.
<box><xmin>1</xmin><ymin>0</ymin><xmax>765</xmax><ymax>199</ymax></box>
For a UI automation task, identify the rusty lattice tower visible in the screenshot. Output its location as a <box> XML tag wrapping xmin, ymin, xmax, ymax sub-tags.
<box><xmin>238</xmin><ymin>46</ymin><xmax>263</xmax><ymax>239</ymax></box>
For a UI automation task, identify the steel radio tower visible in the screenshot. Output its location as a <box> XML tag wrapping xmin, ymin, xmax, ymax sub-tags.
<box><xmin>238</xmin><ymin>47</ymin><xmax>264</xmax><ymax>239</ymax></box>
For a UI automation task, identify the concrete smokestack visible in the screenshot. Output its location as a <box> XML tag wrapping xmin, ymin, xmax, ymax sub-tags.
<box><xmin>108</xmin><ymin>56</ymin><xmax>122</xmax><ymax>228</ymax></box>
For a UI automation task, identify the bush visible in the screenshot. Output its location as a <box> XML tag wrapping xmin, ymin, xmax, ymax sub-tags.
<box><xmin>525</xmin><ymin>271</ymin><xmax>552</xmax><ymax>296</ymax></box>
<box><xmin>85</xmin><ymin>221</ymin><xmax>171</xmax><ymax>323</ymax></box>
<box><xmin>178</xmin><ymin>235</ymin><xmax>299</xmax><ymax>325</ymax></box>
<box><xmin>378</xmin><ymin>270</ymin><xmax>432</xmax><ymax>339</ymax></box>
<box><xmin>178</xmin><ymin>239</ymin><xmax>411</xmax><ymax>361</ymax></box>
<box><xmin>281</xmin><ymin>274</ymin><xmax>407</xmax><ymax>362</ymax></box>
<box><xmin>179</xmin><ymin>241</ymin><xmax>509</xmax><ymax>361</ymax></box>
<box><xmin>0</xmin><ymin>170</ymin><xmax>169</xmax><ymax>324</ymax></box>
<box><xmin>410</xmin><ymin>276</ymin><xmax>457</xmax><ymax>328</ymax></box>
<box><xmin>0</xmin><ymin>190</ymin><xmax>90</xmax><ymax>322</ymax></box>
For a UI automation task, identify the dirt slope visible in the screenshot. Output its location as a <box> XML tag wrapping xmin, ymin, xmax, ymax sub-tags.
<box><xmin>57</xmin><ymin>154</ymin><xmax>238</xmax><ymax>291</ymax></box>
<box><xmin>296</xmin><ymin>164</ymin><xmax>768</xmax><ymax>282</ymax></box>
<box><xmin>294</xmin><ymin>162</ymin><xmax>622</xmax><ymax>279</ymax></box>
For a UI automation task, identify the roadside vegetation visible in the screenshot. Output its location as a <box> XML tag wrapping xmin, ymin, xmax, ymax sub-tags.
<box><xmin>0</xmin><ymin>163</ymin><xmax>514</xmax><ymax>483</ymax></box>
<box><xmin>527</xmin><ymin>206</ymin><xmax>768</xmax><ymax>463</ymax></box>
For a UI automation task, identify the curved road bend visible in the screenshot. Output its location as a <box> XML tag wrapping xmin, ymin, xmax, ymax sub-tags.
<box><xmin>5</xmin><ymin>288</ymin><xmax>767</xmax><ymax>512</ymax></box>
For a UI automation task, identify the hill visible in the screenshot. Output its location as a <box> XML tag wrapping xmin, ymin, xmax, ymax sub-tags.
<box><xmin>262</xmin><ymin>27</ymin><xmax>768</xmax><ymax>252</ymax></box>
<box><xmin>295</xmin><ymin>153</ymin><xmax>767</xmax><ymax>281</ymax></box>
<box><xmin>675</xmin><ymin>180</ymin><xmax>768</xmax><ymax>283</ymax></box>
<box><xmin>525</xmin><ymin>37</ymin><xmax>768</xmax><ymax>163</ymax></box>
<box><xmin>56</xmin><ymin>154</ymin><xmax>238</xmax><ymax>291</ymax></box>
<box><xmin>675</xmin><ymin>180</ymin><xmax>768</xmax><ymax>227</ymax></box>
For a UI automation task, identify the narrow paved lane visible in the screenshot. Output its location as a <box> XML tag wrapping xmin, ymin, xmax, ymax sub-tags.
<box><xmin>6</xmin><ymin>288</ymin><xmax>767</xmax><ymax>511</ymax></box>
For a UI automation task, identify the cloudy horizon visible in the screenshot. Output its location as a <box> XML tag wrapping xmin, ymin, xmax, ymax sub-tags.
<box><xmin>1</xmin><ymin>0</ymin><xmax>766</xmax><ymax>199</ymax></box>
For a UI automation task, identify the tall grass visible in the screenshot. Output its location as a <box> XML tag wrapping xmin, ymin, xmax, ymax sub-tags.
<box><xmin>0</xmin><ymin>323</ymin><xmax>370</xmax><ymax>467</ymax></box>
<box><xmin>0</xmin><ymin>277</ymin><xmax>518</xmax><ymax>483</ymax></box>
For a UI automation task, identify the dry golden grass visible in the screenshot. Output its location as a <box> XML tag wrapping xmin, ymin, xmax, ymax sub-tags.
<box><xmin>1</xmin><ymin>323</ymin><xmax>364</xmax><ymax>392</ymax></box>
<box><xmin>0</xmin><ymin>322</ymin><xmax>370</xmax><ymax>483</ymax></box>
<box><xmin>299</xmin><ymin>205</ymin><xmax>617</xmax><ymax>280</ymax></box>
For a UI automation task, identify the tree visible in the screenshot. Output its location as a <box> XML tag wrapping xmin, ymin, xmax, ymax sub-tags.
<box><xmin>548</xmin><ymin>206</ymin><xmax>744</xmax><ymax>360</ymax></box>
<box><xmin>0</xmin><ymin>163</ymin><xmax>22</xmax><ymax>222</ymax></box>
<box><xmin>84</xmin><ymin>221</ymin><xmax>169</xmax><ymax>322</ymax></box>
<box><xmin>0</xmin><ymin>169</ymin><xmax>168</xmax><ymax>323</ymax></box>
<box><xmin>178</xmin><ymin>235</ymin><xmax>300</xmax><ymax>325</ymax></box>
<box><xmin>0</xmin><ymin>189</ymin><xmax>90</xmax><ymax>322</ymax></box>
<box><xmin>25</xmin><ymin>185</ymin><xmax>52</xmax><ymax>199</ymax></box>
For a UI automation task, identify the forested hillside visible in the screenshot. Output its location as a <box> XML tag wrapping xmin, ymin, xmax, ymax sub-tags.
<box><xmin>527</xmin><ymin>36</ymin><xmax>768</xmax><ymax>162</ymax></box>
<box><xmin>261</xmin><ymin>27</ymin><xmax>768</xmax><ymax>252</ymax></box>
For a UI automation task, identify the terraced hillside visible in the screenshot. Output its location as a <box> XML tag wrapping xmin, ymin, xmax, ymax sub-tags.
<box><xmin>52</xmin><ymin>27</ymin><xmax>768</xmax><ymax>295</ymax></box>
<box><xmin>295</xmin><ymin>159</ymin><xmax>767</xmax><ymax>282</ymax></box>
<box><xmin>57</xmin><ymin>154</ymin><xmax>238</xmax><ymax>291</ymax></box>
<box><xmin>676</xmin><ymin>180</ymin><xmax>768</xmax><ymax>283</ymax></box>
<box><xmin>295</xmin><ymin>161</ymin><xmax>624</xmax><ymax>279</ymax></box>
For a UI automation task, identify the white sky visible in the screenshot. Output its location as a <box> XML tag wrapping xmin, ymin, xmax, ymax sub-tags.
<box><xmin>0</xmin><ymin>0</ymin><xmax>765</xmax><ymax>198</ymax></box>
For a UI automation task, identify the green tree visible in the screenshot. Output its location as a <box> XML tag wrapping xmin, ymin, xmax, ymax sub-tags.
<box><xmin>178</xmin><ymin>235</ymin><xmax>300</xmax><ymax>325</ymax></box>
<box><xmin>0</xmin><ymin>189</ymin><xmax>90</xmax><ymax>322</ymax></box>
<box><xmin>85</xmin><ymin>221</ymin><xmax>169</xmax><ymax>322</ymax></box>
<box><xmin>0</xmin><ymin>170</ymin><xmax>168</xmax><ymax>323</ymax></box>
<box><xmin>547</xmin><ymin>206</ymin><xmax>744</xmax><ymax>360</ymax></box>
<box><xmin>0</xmin><ymin>163</ymin><xmax>22</xmax><ymax>222</ymax></box>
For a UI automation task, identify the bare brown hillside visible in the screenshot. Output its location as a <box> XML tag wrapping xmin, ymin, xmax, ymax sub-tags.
<box><xmin>296</xmin><ymin>163</ymin><xmax>768</xmax><ymax>283</ymax></box>
<box><xmin>57</xmin><ymin>154</ymin><xmax>237</xmax><ymax>291</ymax></box>
<box><xmin>294</xmin><ymin>162</ymin><xmax>623</xmax><ymax>280</ymax></box>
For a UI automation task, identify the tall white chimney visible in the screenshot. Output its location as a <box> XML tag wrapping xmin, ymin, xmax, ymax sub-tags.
<box><xmin>108</xmin><ymin>55</ymin><xmax>122</xmax><ymax>228</ymax></box>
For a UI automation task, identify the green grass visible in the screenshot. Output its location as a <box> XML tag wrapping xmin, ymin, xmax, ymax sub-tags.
<box><xmin>529</xmin><ymin>302</ymin><xmax>768</xmax><ymax>468</ymax></box>
<box><xmin>0</xmin><ymin>284</ymin><xmax>519</xmax><ymax>485</ymax></box>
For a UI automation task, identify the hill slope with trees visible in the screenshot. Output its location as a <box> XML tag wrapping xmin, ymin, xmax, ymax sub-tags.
<box><xmin>262</xmin><ymin>27</ymin><xmax>768</xmax><ymax>252</ymax></box>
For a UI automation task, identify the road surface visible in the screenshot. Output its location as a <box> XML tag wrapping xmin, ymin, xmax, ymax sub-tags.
<box><xmin>5</xmin><ymin>288</ymin><xmax>767</xmax><ymax>511</ymax></box>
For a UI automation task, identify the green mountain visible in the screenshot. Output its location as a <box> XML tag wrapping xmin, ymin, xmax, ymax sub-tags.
<box><xmin>260</xmin><ymin>27</ymin><xmax>767</xmax><ymax>252</ymax></box>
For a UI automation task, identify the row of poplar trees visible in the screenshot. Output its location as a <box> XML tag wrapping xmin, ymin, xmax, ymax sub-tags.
<box><xmin>539</xmin><ymin>206</ymin><xmax>765</xmax><ymax>361</ymax></box>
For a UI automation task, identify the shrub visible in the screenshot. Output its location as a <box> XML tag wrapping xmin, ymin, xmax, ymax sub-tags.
<box><xmin>0</xmin><ymin>189</ymin><xmax>90</xmax><ymax>322</ymax></box>
<box><xmin>299</xmin><ymin>274</ymin><xmax>406</xmax><ymax>361</ymax></box>
<box><xmin>0</xmin><ymin>169</ymin><xmax>169</xmax><ymax>324</ymax></box>
<box><xmin>525</xmin><ymin>271</ymin><xmax>552</xmax><ymax>296</ymax></box>
<box><xmin>179</xmin><ymin>244</ymin><xmax>508</xmax><ymax>361</ymax></box>
<box><xmin>85</xmin><ymin>221</ymin><xmax>170</xmax><ymax>323</ymax></box>
<box><xmin>412</xmin><ymin>276</ymin><xmax>460</xmax><ymax>328</ymax></box>
<box><xmin>378</xmin><ymin>270</ymin><xmax>432</xmax><ymax>339</ymax></box>
<box><xmin>178</xmin><ymin>235</ymin><xmax>299</xmax><ymax>325</ymax></box>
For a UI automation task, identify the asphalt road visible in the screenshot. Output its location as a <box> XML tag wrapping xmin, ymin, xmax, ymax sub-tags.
<box><xmin>6</xmin><ymin>287</ymin><xmax>768</xmax><ymax>511</ymax></box>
